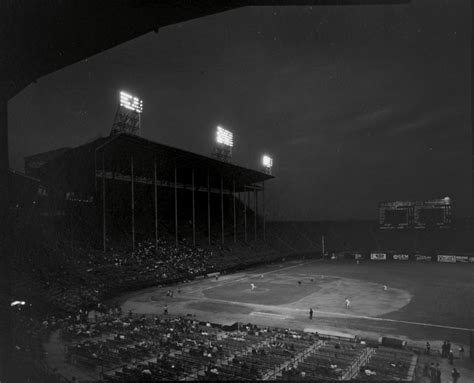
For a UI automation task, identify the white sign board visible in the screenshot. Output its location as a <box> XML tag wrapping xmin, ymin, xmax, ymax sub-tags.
<box><xmin>437</xmin><ymin>255</ymin><xmax>456</xmax><ymax>263</ymax></box>
<box><xmin>370</xmin><ymin>253</ymin><xmax>387</xmax><ymax>260</ymax></box>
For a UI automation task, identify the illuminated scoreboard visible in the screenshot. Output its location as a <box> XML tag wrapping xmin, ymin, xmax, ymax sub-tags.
<box><xmin>379</xmin><ymin>197</ymin><xmax>451</xmax><ymax>230</ymax></box>
<box><xmin>379</xmin><ymin>201</ymin><xmax>414</xmax><ymax>230</ymax></box>
<box><xmin>414</xmin><ymin>198</ymin><xmax>452</xmax><ymax>229</ymax></box>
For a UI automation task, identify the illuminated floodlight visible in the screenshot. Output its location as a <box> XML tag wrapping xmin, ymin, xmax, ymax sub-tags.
<box><xmin>262</xmin><ymin>155</ymin><xmax>273</xmax><ymax>169</ymax></box>
<box><xmin>119</xmin><ymin>91</ymin><xmax>143</xmax><ymax>113</ymax></box>
<box><xmin>10</xmin><ymin>301</ymin><xmax>26</xmax><ymax>307</ymax></box>
<box><xmin>216</xmin><ymin>126</ymin><xmax>234</xmax><ymax>147</ymax></box>
<box><xmin>262</xmin><ymin>154</ymin><xmax>273</xmax><ymax>175</ymax></box>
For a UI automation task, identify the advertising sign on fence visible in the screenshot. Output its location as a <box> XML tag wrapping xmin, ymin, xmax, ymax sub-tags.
<box><xmin>416</xmin><ymin>255</ymin><xmax>432</xmax><ymax>261</ymax></box>
<box><xmin>393</xmin><ymin>254</ymin><xmax>409</xmax><ymax>261</ymax></box>
<box><xmin>353</xmin><ymin>253</ymin><xmax>363</xmax><ymax>260</ymax></box>
<box><xmin>437</xmin><ymin>255</ymin><xmax>456</xmax><ymax>263</ymax></box>
<box><xmin>370</xmin><ymin>253</ymin><xmax>387</xmax><ymax>260</ymax></box>
<box><xmin>455</xmin><ymin>256</ymin><xmax>469</xmax><ymax>263</ymax></box>
<box><xmin>470</xmin><ymin>257</ymin><xmax>474</xmax><ymax>263</ymax></box>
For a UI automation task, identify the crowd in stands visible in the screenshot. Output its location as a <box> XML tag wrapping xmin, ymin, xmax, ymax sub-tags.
<box><xmin>52</xmin><ymin>307</ymin><xmax>416</xmax><ymax>382</ymax></box>
<box><xmin>14</xmin><ymin>238</ymin><xmax>286</xmax><ymax>323</ymax></box>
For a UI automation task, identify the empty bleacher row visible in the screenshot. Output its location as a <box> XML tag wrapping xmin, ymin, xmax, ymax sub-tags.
<box><xmin>355</xmin><ymin>346</ymin><xmax>417</xmax><ymax>381</ymax></box>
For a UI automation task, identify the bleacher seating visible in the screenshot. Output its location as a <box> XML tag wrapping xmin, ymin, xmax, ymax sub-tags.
<box><xmin>55</xmin><ymin>313</ymin><xmax>416</xmax><ymax>383</ymax></box>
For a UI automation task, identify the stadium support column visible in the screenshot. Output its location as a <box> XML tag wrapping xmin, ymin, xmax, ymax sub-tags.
<box><xmin>174</xmin><ymin>164</ymin><xmax>178</xmax><ymax>247</ymax></box>
<box><xmin>102</xmin><ymin>153</ymin><xmax>106</xmax><ymax>252</ymax></box>
<box><xmin>207</xmin><ymin>168</ymin><xmax>211</xmax><ymax>246</ymax></box>
<box><xmin>221</xmin><ymin>174</ymin><xmax>224</xmax><ymax>245</ymax></box>
<box><xmin>192</xmin><ymin>168</ymin><xmax>195</xmax><ymax>246</ymax></box>
<box><xmin>262</xmin><ymin>181</ymin><xmax>265</xmax><ymax>242</ymax></box>
<box><xmin>94</xmin><ymin>149</ymin><xmax>97</xmax><ymax>193</ymax></box>
<box><xmin>0</xmin><ymin>96</ymin><xmax>12</xmax><ymax>381</ymax></box>
<box><xmin>470</xmin><ymin>331</ymin><xmax>473</xmax><ymax>361</ymax></box>
<box><xmin>154</xmin><ymin>158</ymin><xmax>158</xmax><ymax>251</ymax></box>
<box><xmin>254</xmin><ymin>189</ymin><xmax>258</xmax><ymax>241</ymax></box>
<box><xmin>244</xmin><ymin>188</ymin><xmax>248</xmax><ymax>242</ymax></box>
<box><xmin>238</xmin><ymin>191</ymin><xmax>242</xmax><ymax>241</ymax></box>
<box><xmin>131</xmin><ymin>155</ymin><xmax>135</xmax><ymax>251</ymax></box>
<box><xmin>233</xmin><ymin>177</ymin><xmax>236</xmax><ymax>244</ymax></box>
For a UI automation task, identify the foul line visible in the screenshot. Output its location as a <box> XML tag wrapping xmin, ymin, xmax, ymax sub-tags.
<box><xmin>309</xmin><ymin>309</ymin><xmax>474</xmax><ymax>332</ymax></box>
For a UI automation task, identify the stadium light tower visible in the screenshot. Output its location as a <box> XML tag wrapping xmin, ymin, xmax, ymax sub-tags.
<box><xmin>110</xmin><ymin>90</ymin><xmax>143</xmax><ymax>136</ymax></box>
<box><xmin>262</xmin><ymin>154</ymin><xmax>273</xmax><ymax>175</ymax></box>
<box><xmin>213</xmin><ymin>125</ymin><xmax>233</xmax><ymax>162</ymax></box>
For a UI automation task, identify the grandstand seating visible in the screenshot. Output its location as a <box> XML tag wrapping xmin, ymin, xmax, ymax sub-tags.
<box><xmin>56</xmin><ymin>312</ymin><xmax>418</xmax><ymax>382</ymax></box>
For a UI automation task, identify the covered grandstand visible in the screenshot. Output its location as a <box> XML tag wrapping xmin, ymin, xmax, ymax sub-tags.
<box><xmin>24</xmin><ymin>133</ymin><xmax>274</xmax><ymax>251</ymax></box>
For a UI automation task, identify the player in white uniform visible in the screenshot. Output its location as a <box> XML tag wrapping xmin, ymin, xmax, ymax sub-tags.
<box><xmin>251</xmin><ymin>283</ymin><xmax>256</xmax><ymax>291</ymax></box>
<box><xmin>345</xmin><ymin>298</ymin><xmax>351</xmax><ymax>309</ymax></box>
<box><xmin>383</xmin><ymin>285</ymin><xmax>388</xmax><ymax>291</ymax></box>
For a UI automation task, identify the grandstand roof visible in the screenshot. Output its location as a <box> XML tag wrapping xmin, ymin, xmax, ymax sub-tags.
<box><xmin>27</xmin><ymin>134</ymin><xmax>273</xmax><ymax>196</ymax></box>
<box><xmin>24</xmin><ymin>147</ymin><xmax>72</xmax><ymax>170</ymax></box>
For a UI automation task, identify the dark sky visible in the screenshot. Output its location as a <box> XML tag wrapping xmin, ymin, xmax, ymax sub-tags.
<box><xmin>8</xmin><ymin>0</ymin><xmax>471</xmax><ymax>221</ymax></box>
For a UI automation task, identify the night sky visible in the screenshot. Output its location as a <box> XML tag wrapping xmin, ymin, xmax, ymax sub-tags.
<box><xmin>8</xmin><ymin>0</ymin><xmax>471</xmax><ymax>221</ymax></box>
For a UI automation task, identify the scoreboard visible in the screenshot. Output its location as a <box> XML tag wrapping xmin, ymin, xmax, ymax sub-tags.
<box><xmin>414</xmin><ymin>198</ymin><xmax>452</xmax><ymax>229</ymax></box>
<box><xmin>379</xmin><ymin>201</ymin><xmax>414</xmax><ymax>230</ymax></box>
<box><xmin>379</xmin><ymin>198</ymin><xmax>451</xmax><ymax>229</ymax></box>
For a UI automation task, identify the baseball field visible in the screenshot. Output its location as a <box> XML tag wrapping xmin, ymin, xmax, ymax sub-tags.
<box><xmin>118</xmin><ymin>258</ymin><xmax>474</xmax><ymax>348</ymax></box>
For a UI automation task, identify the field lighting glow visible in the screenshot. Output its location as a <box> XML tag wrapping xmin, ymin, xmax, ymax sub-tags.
<box><xmin>262</xmin><ymin>155</ymin><xmax>273</xmax><ymax>168</ymax></box>
<box><xmin>120</xmin><ymin>91</ymin><xmax>143</xmax><ymax>113</ymax></box>
<box><xmin>216</xmin><ymin>126</ymin><xmax>233</xmax><ymax>147</ymax></box>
